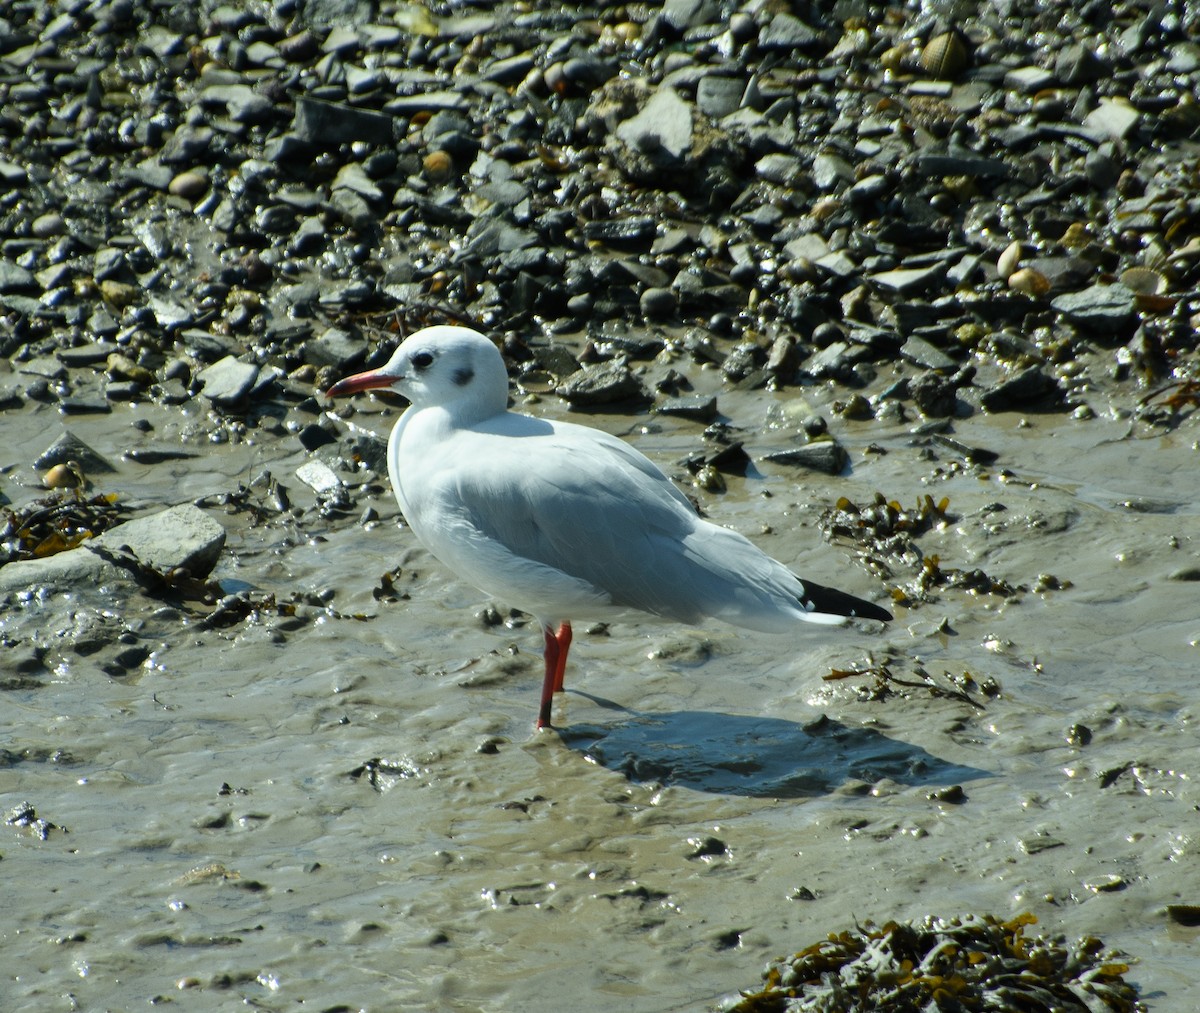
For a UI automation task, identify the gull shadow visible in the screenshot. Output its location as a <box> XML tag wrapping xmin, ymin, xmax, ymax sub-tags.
<box><xmin>557</xmin><ymin>692</ymin><xmax>991</xmax><ymax>798</ymax></box>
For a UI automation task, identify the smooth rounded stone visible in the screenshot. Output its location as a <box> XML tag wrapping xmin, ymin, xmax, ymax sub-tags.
<box><xmin>31</xmin><ymin>212</ymin><xmax>66</xmax><ymax>238</ymax></box>
<box><xmin>484</xmin><ymin>54</ymin><xmax>535</xmax><ymax>85</ymax></box>
<box><xmin>279</xmin><ymin>29</ymin><xmax>319</xmax><ymax>62</ymax></box>
<box><xmin>0</xmin><ymin>158</ymin><xmax>28</xmax><ymax>187</ymax></box>
<box><xmin>562</xmin><ymin>57</ymin><xmax>618</xmax><ymax>90</ymax></box>
<box><xmin>762</xmin><ymin>441</ymin><xmax>849</xmax><ymax>476</ymax></box>
<box><xmin>566</xmin><ymin>293</ymin><xmax>593</xmax><ymax>317</ymax></box>
<box><xmin>639</xmin><ymin>287</ymin><xmax>676</xmax><ymax>319</ymax></box>
<box><xmin>555</xmin><ymin>361</ymin><xmax>649</xmax><ymax>407</ymax></box>
<box><xmin>661</xmin><ymin>0</ymin><xmax>719</xmax><ymax>33</ymax></box>
<box><xmin>197</xmin><ymin>356</ymin><xmax>260</xmax><ymax>406</ymax></box>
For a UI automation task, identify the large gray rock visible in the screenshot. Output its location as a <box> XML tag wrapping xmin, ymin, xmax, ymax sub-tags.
<box><xmin>0</xmin><ymin>504</ymin><xmax>226</xmax><ymax>594</ymax></box>
<box><xmin>616</xmin><ymin>87</ymin><xmax>693</xmax><ymax>161</ymax></box>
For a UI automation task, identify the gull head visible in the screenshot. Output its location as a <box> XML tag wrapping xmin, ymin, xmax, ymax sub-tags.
<box><xmin>326</xmin><ymin>325</ymin><xmax>509</xmax><ymax>419</ymax></box>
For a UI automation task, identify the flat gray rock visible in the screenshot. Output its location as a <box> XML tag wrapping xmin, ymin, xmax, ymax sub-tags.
<box><xmin>0</xmin><ymin>260</ymin><xmax>35</xmax><ymax>292</ymax></box>
<box><xmin>199</xmin><ymin>355</ymin><xmax>260</xmax><ymax>405</ymax></box>
<box><xmin>870</xmin><ymin>264</ymin><xmax>945</xmax><ymax>295</ymax></box>
<box><xmin>616</xmin><ymin>87</ymin><xmax>693</xmax><ymax>161</ymax></box>
<box><xmin>556</xmin><ymin>361</ymin><xmax>649</xmax><ymax>406</ymax></box>
<box><xmin>1051</xmin><ymin>282</ymin><xmax>1138</xmax><ymax>328</ymax></box>
<box><xmin>0</xmin><ymin>504</ymin><xmax>226</xmax><ymax>594</ymax></box>
<box><xmin>759</xmin><ymin>12</ymin><xmax>820</xmax><ymax>50</ymax></box>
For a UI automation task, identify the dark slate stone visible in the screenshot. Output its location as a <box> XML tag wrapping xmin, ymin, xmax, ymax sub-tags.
<box><xmin>293</xmin><ymin>97</ymin><xmax>395</xmax><ymax>146</ymax></box>
<box><xmin>762</xmin><ymin>441</ymin><xmax>849</xmax><ymax>475</ymax></box>
<box><xmin>979</xmin><ymin>366</ymin><xmax>1059</xmax><ymax>412</ymax></box>
<box><xmin>1051</xmin><ymin>282</ymin><xmax>1138</xmax><ymax>330</ymax></box>
<box><xmin>655</xmin><ymin>394</ymin><xmax>718</xmax><ymax>422</ymax></box>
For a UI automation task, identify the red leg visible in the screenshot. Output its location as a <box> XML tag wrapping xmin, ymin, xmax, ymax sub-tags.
<box><xmin>536</xmin><ymin>621</ymin><xmax>573</xmax><ymax>730</ymax></box>
<box><xmin>552</xmin><ymin>621</ymin><xmax>572</xmax><ymax>693</ymax></box>
<box><xmin>537</xmin><ymin>625</ymin><xmax>560</xmax><ymax>729</ymax></box>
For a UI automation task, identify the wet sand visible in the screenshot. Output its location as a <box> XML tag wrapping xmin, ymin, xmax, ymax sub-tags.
<box><xmin>4</xmin><ymin>370</ymin><xmax>1197</xmax><ymax>1011</ymax></box>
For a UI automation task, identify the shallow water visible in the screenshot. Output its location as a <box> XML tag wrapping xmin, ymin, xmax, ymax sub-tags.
<box><xmin>3</xmin><ymin>373</ymin><xmax>1198</xmax><ymax>1011</ymax></box>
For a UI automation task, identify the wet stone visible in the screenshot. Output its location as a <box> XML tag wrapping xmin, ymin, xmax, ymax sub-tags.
<box><xmin>979</xmin><ymin>366</ymin><xmax>1059</xmax><ymax>412</ymax></box>
<box><xmin>656</xmin><ymin>395</ymin><xmax>718</xmax><ymax>423</ymax></box>
<box><xmin>1051</xmin><ymin>283</ymin><xmax>1138</xmax><ymax>332</ymax></box>
<box><xmin>900</xmin><ymin>336</ymin><xmax>958</xmax><ymax>372</ymax></box>
<box><xmin>759</xmin><ymin>12</ymin><xmax>820</xmax><ymax>50</ymax></box>
<box><xmin>615</xmin><ymin>87</ymin><xmax>694</xmax><ymax>162</ymax></box>
<box><xmin>0</xmin><ymin>261</ymin><xmax>36</xmax><ymax>292</ymax></box>
<box><xmin>556</xmin><ymin>362</ymin><xmax>649</xmax><ymax>407</ymax></box>
<box><xmin>34</xmin><ymin>431</ymin><xmax>116</xmax><ymax>473</ymax></box>
<box><xmin>292</xmin><ymin>97</ymin><xmax>395</xmax><ymax>147</ymax></box>
<box><xmin>198</xmin><ymin>356</ymin><xmax>260</xmax><ymax>406</ymax></box>
<box><xmin>304</xmin><ymin>327</ymin><xmax>365</xmax><ymax>371</ymax></box>
<box><xmin>762</xmin><ymin>441</ymin><xmax>849</xmax><ymax>475</ymax></box>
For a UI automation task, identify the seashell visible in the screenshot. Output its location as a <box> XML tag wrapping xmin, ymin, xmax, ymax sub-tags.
<box><xmin>43</xmin><ymin>462</ymin><xmax>83</xmax><ymax>489</ymax></box>
<box><xmin>919</xmin><ymin>29</ymin><xmax>969</xmax><ymax>79</ymax></box>
<box><xmin>1008</xmin><ymin>267</ymin><xmax>1050</xmax><ymax>297</ymax></box>
<box><xmin>1119</xmin><ymin>266</ymin><xmax>1166</xmax><ymax>295</ymax></box>
<box><xmin>996</xmin><ymin>240</ymin><xmax>1022</xmax><ymax>280</ymax></box>
<box><xmin>422</xmin><ymin>150</ymin><xmax>452</xmax><ymax>182</ymax></box>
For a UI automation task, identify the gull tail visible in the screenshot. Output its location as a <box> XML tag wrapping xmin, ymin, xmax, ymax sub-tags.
<box><xmin>799</xmin><ymin>579</ymin><xmax>893</xmax><ymax>623</ymax></box>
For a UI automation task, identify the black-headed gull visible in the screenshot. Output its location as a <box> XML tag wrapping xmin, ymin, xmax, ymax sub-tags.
<box><xmin>327</xmin><ymin>326</ymin><xmax>891</xmax><ymax>729</ymax></box>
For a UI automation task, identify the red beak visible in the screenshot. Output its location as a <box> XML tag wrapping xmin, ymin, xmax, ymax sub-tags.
<box><xmin>325</xmin><ymin>368</ymin><xmax>398</xmax><ymax>398</ymax></box>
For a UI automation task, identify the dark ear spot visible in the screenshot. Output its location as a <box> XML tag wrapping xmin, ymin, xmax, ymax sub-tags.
<box><xmin>452</xmin><ymin>366</ymin><xmax>474</xmax><ymax>387</ymax></box>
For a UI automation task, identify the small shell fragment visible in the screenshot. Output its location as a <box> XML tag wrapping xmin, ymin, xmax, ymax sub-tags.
<box><xmin>43</xmin><ymin>462</ymin><xmax>83</xmax><ymax>489</ymax></box>
<box><xmin>1008</xmin><ymin>267</ymin><xmax>1051</xmax><ymax>297</ymax></box>
<box><xmin>1119</xmin><ymin>266</ymin><xmax>1167</xmax><ymax>295</ymax></box>
<box><xmin>919</xmin><ymin>30</ymin><xmax>969</xmax><ymax>79</ymax></box>
<box><xmin>997</xmin><ymin>240</ymin><xmax>1022</xmax><ymax>280</ymax></box>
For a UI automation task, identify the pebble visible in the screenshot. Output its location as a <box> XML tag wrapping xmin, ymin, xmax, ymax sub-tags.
<box><xmin>763</xmin><ymin>441</ymin><xmax>849</xmax><ymax>476</ymax></box>
<box><xmin>198</xmin><ymin>356</ymin><xmax>261</xmax><ymax>406</ymax></box>
<box><xmin>0</xmin><ymin>0</ymin><xmax>1190</xmax><ymax>545</ymax></box>
<box><xmin>168</xmin><ymin>171</ymin><xmax>208</xmax><ymax>199</ymax></box>
<box><xmin>979</xmin><ymin>367</ymin><xmax>1060</xmax><ymax>413</ymax></box>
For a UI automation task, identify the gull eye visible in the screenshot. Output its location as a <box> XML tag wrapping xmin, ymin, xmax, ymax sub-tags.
<box><xmin>411</xmin><ymin>351</ymin><xmax>434</xmax><ymax>370</ymax></box>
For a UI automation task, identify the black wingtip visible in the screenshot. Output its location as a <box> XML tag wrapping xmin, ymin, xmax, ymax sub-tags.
<box><xmin>800</xmin><ymin>579</ymin><xmax>893</xmax><ymax>622</ymax></box>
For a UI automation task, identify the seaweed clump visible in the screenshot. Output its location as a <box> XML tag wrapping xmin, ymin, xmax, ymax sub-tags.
<box><xmin>726</xmin><ymin>913</ymin><xmax>1143</xmax><ymax>1013</ymax></box>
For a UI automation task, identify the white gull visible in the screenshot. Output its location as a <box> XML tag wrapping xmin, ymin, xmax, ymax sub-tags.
<box><xmin>326</xmin><ymin>325</ymin><xmax>891</xmax><ymax>729</ymax></box>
